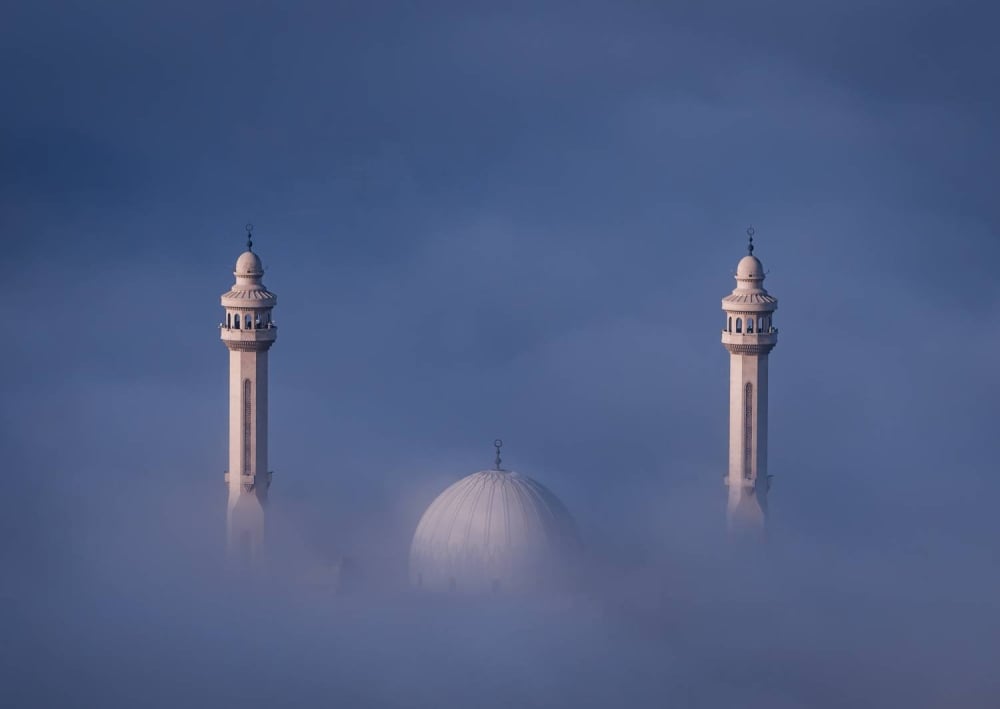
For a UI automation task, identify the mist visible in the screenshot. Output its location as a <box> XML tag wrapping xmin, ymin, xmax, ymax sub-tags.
<box><xmin>3</xmin><ymin>1</ymin><xmax>999</xmax><ymax>707</ymax></box>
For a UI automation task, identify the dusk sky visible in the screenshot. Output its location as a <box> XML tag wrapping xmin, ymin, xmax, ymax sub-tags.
<box><xmin>3</xmin><ymin>2</ymin><xmax>999</xmax><ymax>707</ymax></box>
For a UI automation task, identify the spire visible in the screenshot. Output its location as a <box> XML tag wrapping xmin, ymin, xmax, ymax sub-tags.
<box><xmin>747</xmin><ymin>225</ymin><xmax>755</xmax><ymax>255</ymax></box>
<box><xmin>494</xmin><ymin>438</ymin><xmax>503</xmax><ymax>471</ymax></box>
<box><xmin>246</xmin><ymin>222</ymin><xmax>254</xmax><ymax>252</ymax></box>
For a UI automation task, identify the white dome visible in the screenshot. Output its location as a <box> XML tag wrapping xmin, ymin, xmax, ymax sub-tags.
<box><xmin>736</xmin><ymin>255</ymin><xmax>764</xmax><ymax>279</ymax></box>
<box><xmin>235</xmin><ymin>250</ymin><xmax>263</xmax><ymax>277</ymax></box>
<box><xmin>410</xmin><ymin>469</ymin><xmax>580</xmax><ymax>593</ymax></box>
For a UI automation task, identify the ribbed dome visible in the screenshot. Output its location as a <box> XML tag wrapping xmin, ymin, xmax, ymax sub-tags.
<box><xmin>410</xmin><ymin>470</ymin><xmax>580</xmax><ymax>593</ymax></box>
<box><xmin>235</xmin><ymin>250</ymin><xmax>263</xmax><ymax>277</ymax></box>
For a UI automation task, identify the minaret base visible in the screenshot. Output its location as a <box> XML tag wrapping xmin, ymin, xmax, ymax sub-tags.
<box><xmin>726</xmin><ymin>481</ymin><xmax>768</xmax><ymax>538</ymax></box>
<box><xmin>227</xmin><ymin>491</ymin><xmax>266</xmax><ymax>564</ymax></box>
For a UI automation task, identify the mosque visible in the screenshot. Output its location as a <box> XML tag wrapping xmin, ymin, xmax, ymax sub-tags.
<box><xmin>218</xmin><ymin>225</ymin><xmax>779</xmax><ymax>589</ymax></box>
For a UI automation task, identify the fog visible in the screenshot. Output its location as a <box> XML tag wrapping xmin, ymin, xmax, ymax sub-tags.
<box><xmin>2</xmin><ymin>1</ymin><xmax>999</xmax><ymax>707</ymax></box>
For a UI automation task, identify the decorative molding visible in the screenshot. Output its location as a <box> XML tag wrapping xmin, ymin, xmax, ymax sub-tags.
<box><xmin>224</xmin><ymin>340</ymin><xmax>274</xmax><ymax>352</ymax></box>
<box><xmin>725</xmin><ymin>343</ymin><xmax>775</xmax><ymax>355</ymax></box>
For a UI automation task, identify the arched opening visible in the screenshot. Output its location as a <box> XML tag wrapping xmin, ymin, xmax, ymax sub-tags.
<box><xmin>736</xmin><ymin>317</ymin><xmax>742</xmax><ymax>333</ymax></box>
<box><xmin>234</xmin><ymin>315</ymin><xmax>240</xmax><ymax>329</ymax></box>
<box><xmin>245</xmin><ymin>314</ymin><xmax>252</xmax><ymax>329</ymax></box>
<box><xmin>242</xmin><ymin>379</ymin><xmax>252</xmax><ymax>474</ymax></box>
<box><xmin>255</xmin><ymin>314</ymin><xmax>262</xmax><ymax>328</ymax></box>
<box><xmin>226</xmin><ymin>313</ymin><xmax>231</xmax><ymax>328</ymax></box>
<box><xmin>747</xmin><ymin>318</ymin><xmax>754</xmax><ymax>333</ymax></box>
<box><xmin>727</xmin><ymin>316</ymin><xmax>732</xmax><ymax>332</ymax></box>
<box><xmin>743</xmin><ymin>382</ymin><xmax>753</xmax><ymax>480</ymax></box>
<box><xmin>758</xmin><ymin>316</ymin><xmax>764</xmax><ymax>332</ymax></box>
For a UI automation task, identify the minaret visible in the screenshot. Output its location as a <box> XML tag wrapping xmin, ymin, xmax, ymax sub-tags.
<box><xmin>721</xmin><ymin>228</ymin><xmax>778</xmax><ymax>535</ymax></box>
<box><xmin>220</xmin><ymin>225</ymin><xmax>277</xmax><ymax>562</ymax></box>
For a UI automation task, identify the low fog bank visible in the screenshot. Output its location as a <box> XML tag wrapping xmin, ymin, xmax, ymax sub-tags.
<box><xmin>4</xmin><ymin>471</ymin><xmax>998</xmax><ymax>709</ymax></box>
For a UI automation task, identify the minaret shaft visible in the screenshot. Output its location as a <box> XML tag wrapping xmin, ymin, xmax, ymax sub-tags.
<box><xmin>226</xmin><ymin>349</ymin><xmax>269</xmax><ymax>555</ymax></box>
<box><xmin>228</xmin><ymin>349</ymin><xmax>269</xmax><ymax>483</ymax></box>
<box><xmin>726</xmin><ymin>352</ymin><xmax>769</xmax><ymax>527</ymax></box>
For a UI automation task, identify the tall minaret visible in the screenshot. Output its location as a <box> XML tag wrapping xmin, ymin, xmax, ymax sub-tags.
<box><xmin>220</xmin><ymin>225</ymin><xmax>277</xmax><ymax>561</ymax></box>
<box><xmin>721</xmin><ymin>228</ymin><xmax>778</xmax><ymax>535</ymax></box>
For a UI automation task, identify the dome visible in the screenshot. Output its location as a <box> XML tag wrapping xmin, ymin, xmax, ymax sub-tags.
<box><xmin>736</xmin><ymin>255</ymin><xmax>764</xmax><ymax>279</ymax></box>
<box><xmin>410</xmin><ymin>469</ymin><xmax>580</xmax><ymax>593</ymax></box>
<box><xmin>235</xmin><ymin>250</ymin><xmax>263</xmax><ymax>277</ymax></box>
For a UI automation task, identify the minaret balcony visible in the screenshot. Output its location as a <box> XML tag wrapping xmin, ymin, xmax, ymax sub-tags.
<box><xmin>220</xmin><ymin>325</ymin><xmax>277</xmax><ymax>350</ymax></box>
<box><xmin>722</xmin><ymin>330</ymin><xmax>777</xmax><ymax>344</ymax></box>
<box><xmin>721</xmin><ymin>330</ymin><xmax>778</xmax><ymax>354</ymax></box>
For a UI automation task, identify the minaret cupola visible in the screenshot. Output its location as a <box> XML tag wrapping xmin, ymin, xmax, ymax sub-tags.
<box><xmin>221</xmin><ymin>225</ymin><xmax>277</xmax><ymax>343</ymax></box>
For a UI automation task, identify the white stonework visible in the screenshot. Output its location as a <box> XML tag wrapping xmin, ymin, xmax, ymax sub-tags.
<box><xmin>220</xmin><ymin>244</ymin><xmax>277</xmax><ymax>562</ymax></box>
<box><xmin>721</xmin><ymin>244</ymin><xmax>778</xmax><ymax>535</ymax></box>
<box><xmin>410</xmin><ymin>465</ymin><xmax>579</xmax><ymax>594</ymax></box>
